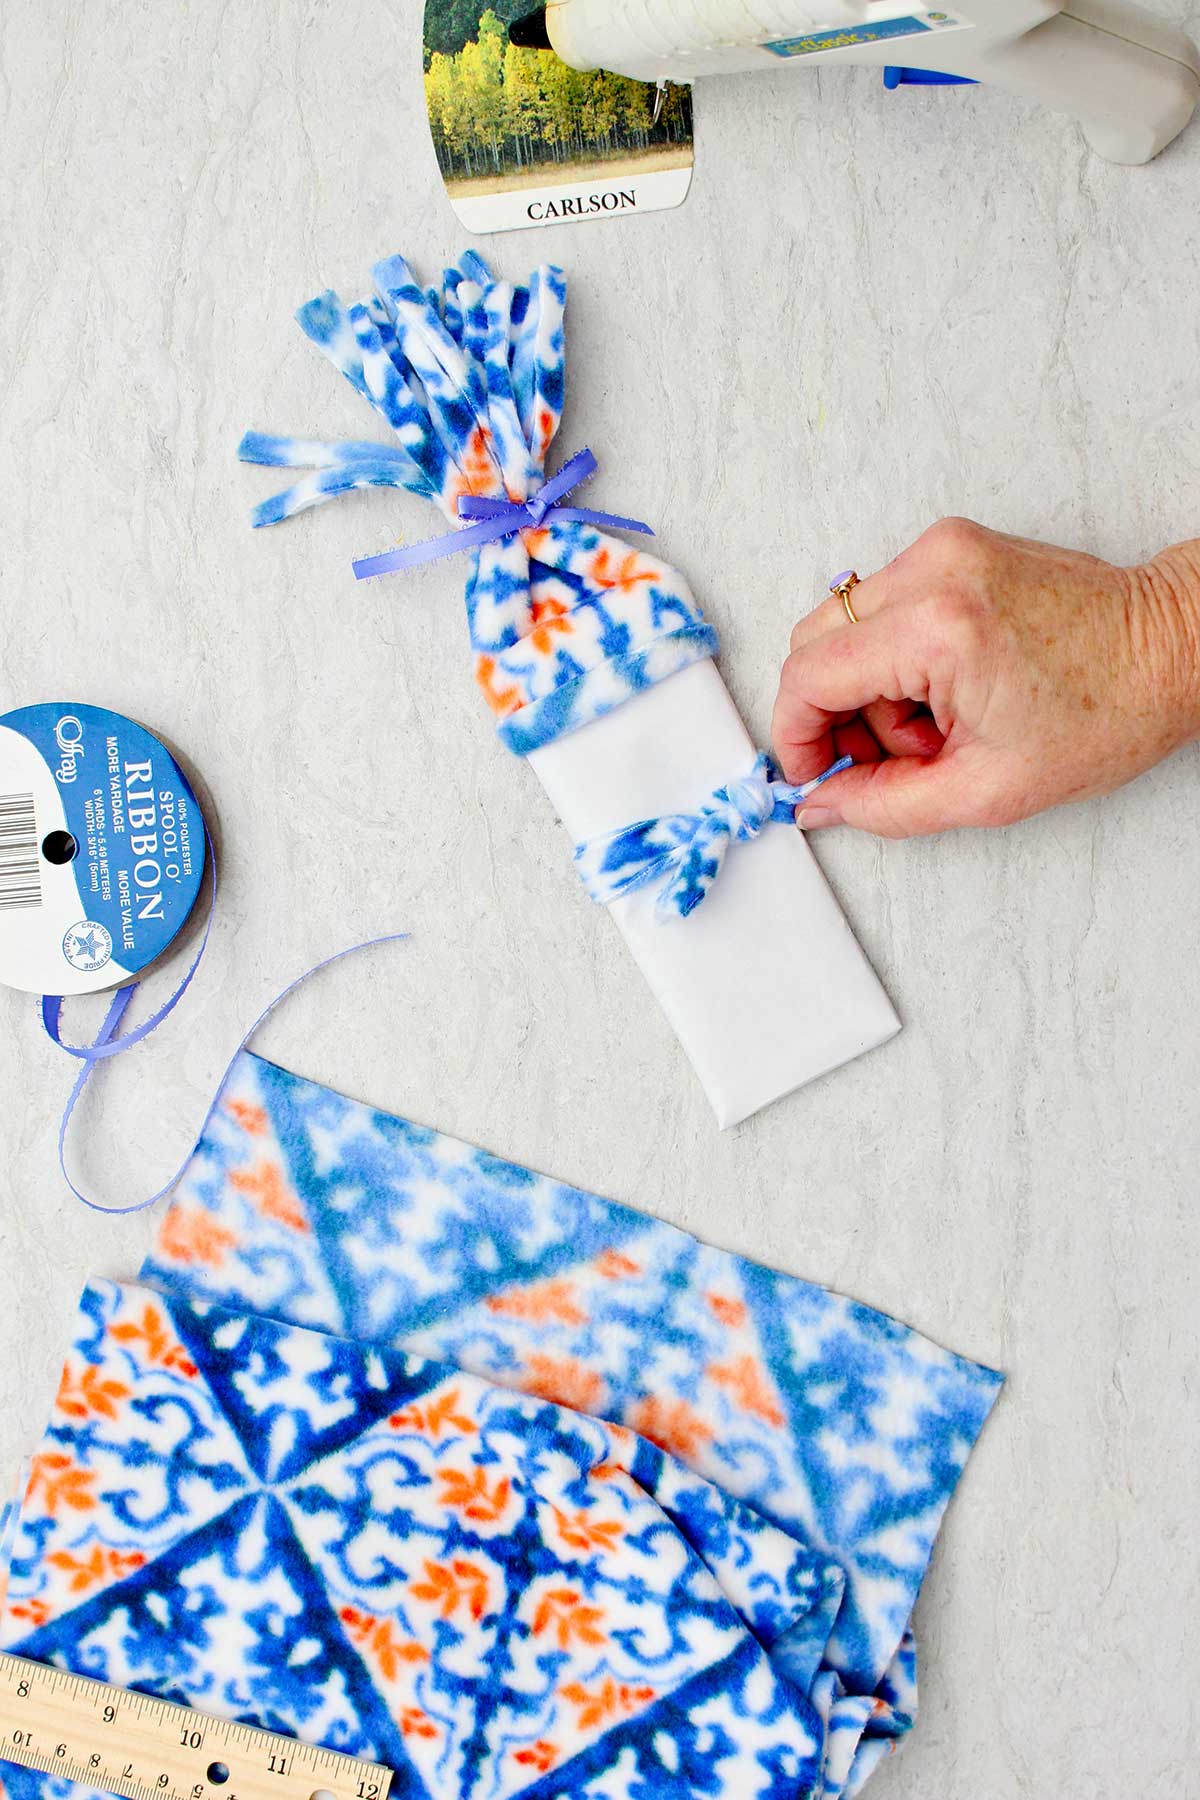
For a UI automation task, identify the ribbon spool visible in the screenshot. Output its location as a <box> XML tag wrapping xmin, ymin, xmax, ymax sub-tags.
<box><xmin>0</xmin><ymin>703</ymin><xmax>216</xmax><ymax>1214</ymax></box>
<box><xmin>2</xmin><ymin>702</ymin><xmax>406</xmax><ymax>1215</ymax></box>
<box><xmin>0</xmin><ymin>703</ymin><xmax>207</xmax><ymax>997</ymax></box>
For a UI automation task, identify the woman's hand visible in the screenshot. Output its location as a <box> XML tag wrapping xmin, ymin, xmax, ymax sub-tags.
<box><xmin>771</xmin><ymin>520</ymin><xmax>1200</xmax><ymax>838</ymax></box>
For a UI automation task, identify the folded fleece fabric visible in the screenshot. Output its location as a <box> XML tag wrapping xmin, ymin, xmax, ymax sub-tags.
<box><xmin>0</xmin><ymin>1278</ymin><xmax>843</xmax><ymax>1800</ymax></box>
<box><xmin>127</xmin><ymin>1050</ymin><xmax>1003</xmax><ymax>1797</ymax></box>
<box><xmin>0</xmin><ymin>1052</ymin><xmax>1001</xmax><ymax>1800</ymax></box>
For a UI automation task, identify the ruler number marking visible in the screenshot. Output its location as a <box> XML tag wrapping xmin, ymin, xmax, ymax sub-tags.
<box><xmin>0</xmin><ymin>1654</ymin><xmax>394</xmax><ymax>1800</ymax></box>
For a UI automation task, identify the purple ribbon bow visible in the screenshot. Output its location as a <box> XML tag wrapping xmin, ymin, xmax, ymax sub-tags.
<box><xmin>351</xmin><ymin>448</ymin><xmax>653</xmax><ymax>582</ymax></box>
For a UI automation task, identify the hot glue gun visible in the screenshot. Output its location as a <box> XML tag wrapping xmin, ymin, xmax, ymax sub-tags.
<box><xmin>510</xmin><ymin>0</ymin><xmax>1200</xmax><ymax>163</ymax></box>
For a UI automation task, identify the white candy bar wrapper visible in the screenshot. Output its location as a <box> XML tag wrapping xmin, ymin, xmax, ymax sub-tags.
<box><xmin>528</xmin><ymin>660</ymin><xmax>901</xmax><ymax>1127</ymax></box>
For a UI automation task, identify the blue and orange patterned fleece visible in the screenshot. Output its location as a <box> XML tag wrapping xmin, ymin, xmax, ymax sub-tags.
<box><xmin>0</xmin><ymin>1054</ymin><xmax>1001</xmax><ymax>1800</ymax></box>
<box><xmin>0</xmin><ymin>1278</ymin><xmax>844</xmax><ymax>1800</ymax></box>
<box><xmin>114</xmin><ymin>1051</ymin><xmax>1001</xmax><ymax>1796</ymax></box>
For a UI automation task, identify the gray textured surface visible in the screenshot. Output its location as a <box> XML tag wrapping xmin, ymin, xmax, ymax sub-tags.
<box><xmin>2</xmin><ymin>2</ymin><xmax>1199</xmax><ymax>1792</ymax></box>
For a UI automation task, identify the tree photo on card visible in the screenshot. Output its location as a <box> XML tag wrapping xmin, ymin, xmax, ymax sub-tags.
<box><xmin>423</xmin><ymin>0</ymin><xmax>694</xmax><ymax>234</ymax></box>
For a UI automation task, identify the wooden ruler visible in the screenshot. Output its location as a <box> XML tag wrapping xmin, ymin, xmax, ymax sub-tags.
<box><xmin>0</xmin><ymin>1654</ymin><xmax>394</xmax><ymax>1800</ymax></box>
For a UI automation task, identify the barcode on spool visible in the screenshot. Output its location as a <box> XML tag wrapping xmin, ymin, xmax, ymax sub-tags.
<box><xmin>0</xmin><ymin>793</ymin><xmax>41</xmax><ymax>910</ymax></box>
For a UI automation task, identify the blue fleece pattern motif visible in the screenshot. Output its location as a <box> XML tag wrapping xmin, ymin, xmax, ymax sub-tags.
<box><xmin>138</xmin><ymin>1052</ymin><xmax>1004</xmax><ymax>1796</ymax></box>
<box><xmin>0</xmin><ymin>1279</ymin><xmax>840</xmax><ymax>1800</ymax></box>
<box><xmin>238</xmin><ymin>252</ymin><xmax>718</xmax><ymax>753</ymax></box>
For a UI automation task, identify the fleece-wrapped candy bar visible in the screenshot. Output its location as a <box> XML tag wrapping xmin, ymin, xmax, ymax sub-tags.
<box><xmin>239</xmin><ymin>252</ymin><xmax>900</xmax><ymax>1125</ymax></box>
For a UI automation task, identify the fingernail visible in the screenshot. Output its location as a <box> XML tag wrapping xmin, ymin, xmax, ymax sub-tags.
<box><xmin>796</xmin><ymin>805</ymin><xmax>841</xmax><ymax>831</ymax></box>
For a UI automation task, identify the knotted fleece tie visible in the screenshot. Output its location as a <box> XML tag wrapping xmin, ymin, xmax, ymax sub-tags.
<box><xmin>575</xmin><ymin>753</ymin><xmax>852</xmax><ymax>919</ymax></box>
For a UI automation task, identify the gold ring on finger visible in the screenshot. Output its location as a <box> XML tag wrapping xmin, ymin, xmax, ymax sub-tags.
<box><xmin>829</xmin><ymin>569</ymin><xmax>860</xmax><ymax>625</ymax></box>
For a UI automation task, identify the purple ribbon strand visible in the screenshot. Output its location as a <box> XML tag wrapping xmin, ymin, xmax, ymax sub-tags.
<box><xmin>40</xmin><ymin>828</ymin><xmax>407</xmax><ymax>1214</ymax></box>
<box><xmin>351</xmin><ymin>448</ymin><xmax>653</xmax><ymax>581</ymax></box>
